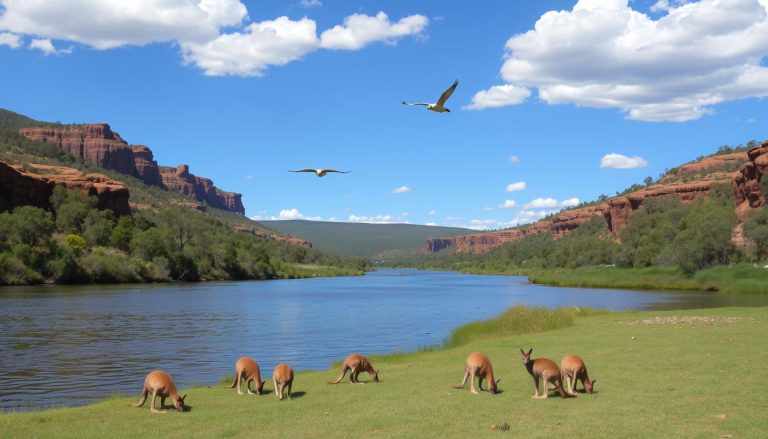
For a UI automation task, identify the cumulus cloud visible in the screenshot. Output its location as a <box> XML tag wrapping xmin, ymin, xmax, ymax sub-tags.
<box><xmin>561</xmin><ymin>197</ymin><xmax>580</xmax><ymax>207</ymax></box>
<box><xmin>506</xmin><ymin>181</ymin><xmax>526</xmax><ymax>192</ymax></box>
<box><xmin>319</xmin><ymin>12</ymin><xmax>428</xmax><ymax>50</ymax></box>
<box><xmin>300</xmin><ymin>0</ymin><xmax>322</xmax><ymax>7</ymax></box>
<box><xmin>279</xmin><ymin>208</ymin><xmax>306</xmax><ymax>220</ymax></box>
<box><xmin>0</xmin><ymin>2</ymin><xmax>428</xmax><ymax>76</ymax></box>
<box><xmin>524</xmin><ymin>198</ymin><xmax>559</xmax><ymax>209</ymax></box>
<box><xmin>499</xmin><ymin>199</ymin><xmax>517</xmax><ymax>209</ymax></box>
<box><xmin>463</xmin><ymin>84</ymin><xmax>531</xmax><ymax>110</ymax></box>
<box><xmin>392</xmin><ymin>185</ymin><xmax>411</xmax><ymax>194</ymax></box>
<box><xmin>456</xmin><ymin>209</ymin><xmax>555</xmax><ymax>230</ymax></box>
<box><xmin>472</xmin><ymin>0</ymin><xmax>768</xmax><ymax>121</ymax></box>
<box><xmin>0</xmin><ymin>32</ymin><xmax>20</xmax><ymax>48</ymax></box>
<box><xmin>600</xmin><ymin>153</ymin><xmax>649</xmax><ymax>169</ymax></box>
<box><xmin>650</xmin><ymin>0</ymin><xmax>691</xmax><ymax>13</ymax></box>
<box><xmin>29</xmin><ymin>38</ymin><xmax>57</xmax><ymax>55</ymax></box>
<box><xmin>508</xmin><ymin>155</ymin><xmax>520</xmax><ymax>163</ymax></box>
<box><xmin>348</xmin><ymin>214</ymin><xmax>406</xmax><ymax>224</ymax></box>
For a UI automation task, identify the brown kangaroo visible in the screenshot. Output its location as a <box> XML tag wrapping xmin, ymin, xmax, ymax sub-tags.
<box><xmin>453</xmin><ymin>352</ymin><xmax>500</xmax><ymax>394</ymax></box>
<box><xmin>328</xmin><ymin>354</ymin><xmax>379</xmax><ymax>384</ymax></box>
<box><xmin>273</xmin><ymin>363</ymin><xmax>294</xmax><ymax>400</ymax></box>
<box><xmin>520</xmin><ymin>349</ymin><xmax>575</xmax><ymax>399</ymax></box>
<box><xmin>560</xmin><ymin>354</ymin><xmax>596</xmax><ymax>394</ymax></box>
<box><xmin>227</xmin><ymin>356</ymin><xmax>265</xmax><ymax>395</ymax></box>
<box><xmin>131</xmin><ymin>370</ymin><xmax>187</xmax><ymax>413</ymax></box>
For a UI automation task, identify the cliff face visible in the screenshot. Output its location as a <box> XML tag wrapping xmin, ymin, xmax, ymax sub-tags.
<box><xmin>424</xmin><ymin>143</ymin><xmax>768</xmax><ymax>254</ymax></box>
<box><xmin>19</xmin><ymin>125</ymin><xmax>244</xmax><ymax>214</ymax></box>
<box><xmin>232</xmin><ymin>226</ymin><xmax>313</xmax><ymax>248</ymax></box>
<box><xmin>0</xmin><ymin>160</ymin><xmax>130</xmax><ymax>216</ymax></box>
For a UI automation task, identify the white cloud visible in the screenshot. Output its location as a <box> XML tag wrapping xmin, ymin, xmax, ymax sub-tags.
<box><xmin>348</xmin><ymin>214</ymin><xmax>406</xmax><ymax>224</ymax></box>
<box><xmin>29</xmin><ymin>38</ymin><xmax>56</xmax><ymax>55</ymax></box>
<box><xmin>746</xmin><ymin>117</ymin><xmax>756</xmax><ymax>123</ymax></box>
<box><xmin>524</xmin><ymin>198</ymin><xmax>558</xmax><ymax>209</ymax></box>
<box><xmin>181</xmin><ymin>17</ymin><xmax>319</xmax><ymax>77</ymax></box>
<box><xmin>508</xmin><ymin>155</ymin><xmax>520</xmax><ymax>163</ymax></box>
<box><xmin>506</xmin><ymin>181</ymin><xmax>526</xmax><ymax>192</ymax></box>
<box><xmin>0</xmin><ymin>32</ymin><xmax>20</xmax><ymax>48</ymax></box>
<box><xmin>319</xmin><ymin>11</ymin><xmax>428</xmax><ymax>50</ymax></box>
<box><xmin>0</xmin><ymin>0</ymin><xmax>247</xmax><ymax>49</ymax></box>
<box><xmin>392</xmin><ymin>185</ymin><xmax>411</xmax><ymax>194</ymax></box>
<box><xmin>651</xmin><ymin>0</ymin><xmax>691</xmax><ymax>13</ymax></box>
<box><xmin>455</xmin><ymin>209</ymin><xmax>555</xmax><ymax>230</ymax></box>
<box><xmin>600</xmin><ymin>153</ymin><xmax>649</xmax><ymax>169</ymax></box>
<box><xmin>425</xmin><ymin>222</ymin><xmax>437</xmax><ymax>226</ymax></box>
<box><xmin>279</xmin><ymin>208</ymin><xmax>305</xmax><ymax>220</ymax></box>
<box><xmin>428</xmin><ymin>210</ymin><xmax>436</xmax><ymax>215</ymax></box>
<box><xmin>300</xmin><ymin>0</ymin><xmax>322</xmax><ymax>7</ymax></box>
<box><xmin>474</xmin><ymin>0</ymin><xmax>768</xmax><ymax>121</ymax></box>
<box><xmin>561</xmin><ymin>197</ymin><xmax>580</xmax><ymax>207</ymax></box>
<box><xmin>0</xmin><ymin>3</ymin><xmax>429</xmax><ymax>77</ymax></box>
<box><xmin>463</xmin><ymin>84</ymin><xmax>531</xmax><ymax>110</ymax></box>
<box><xmin>499</xmin><ymin>199</ymin><xmax>517</xmax><ymax>209</ymax></box>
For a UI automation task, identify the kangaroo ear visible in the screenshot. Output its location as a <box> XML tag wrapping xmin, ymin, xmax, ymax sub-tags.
<box><xmin>527</xmin><ymin>348</ymin><xmax>533</xmax><ymax>355</ymax></box>
<box><xmin>181</xmin><ymin>394</ymin><xmax>187</xmax><ymax>402</ymax></box>
<box><xmin>495</xmin><ymin>379</ymin><xmax>501</xmax><ymax>384</ymax></box>
<box><xmin>591</xmin><ymin>379</ymin><xmax>597</xmax><ymax>385</ymax></box>
<box><xmin>519</xmin><ymin>349</ymin><xmax>525</xmax><ymax>355</ymax></box>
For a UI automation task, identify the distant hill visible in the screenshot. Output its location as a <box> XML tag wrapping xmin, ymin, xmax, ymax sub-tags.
<box><xmin>259</xmin><ymin>220</ymin><xmax>474</xmax><ymax>259</ymax></box>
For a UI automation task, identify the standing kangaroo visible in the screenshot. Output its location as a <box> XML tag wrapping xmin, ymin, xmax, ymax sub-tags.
<box><xmin>328</xmin><ymin>354</ymin><xmax>379</xmax><ymax>384</ymax></box>
<box><xmin>273</xmin><ymin>363</ymin><xmax>294</xmax><ymax>400</ymax></box>
<box><xmin>561</xmin><ymin>354</ymin><xmax>596</xmax><ymax>394</ymax></box>
<box><xmin>227</xmin><ymin>356</ymin><xmax>265</xmax><ymax>395</ymax></box>
<box><xmin>453</xmin><ymin>352</ymin><xmax>500</xmax><ymax>394</ymax></box>
<box><xmin>520</xmin><ymin>349</ymin><xmax>575</xmax><ymax>399</ymax></box>
<box><xmin>131</xmin><ymin>370</ymin><xmax>187</xmax><ymax>413</ymax></box>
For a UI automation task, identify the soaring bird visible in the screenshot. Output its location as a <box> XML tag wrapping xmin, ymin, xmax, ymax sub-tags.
<box><xmin>402</xmin><ymin>80</ymin><xmax>459</xmax><ymax>113</ymax></box>
<box><xmin>288</xmin><ymin>169</ymin><xmax>350</xmax><ymax>177</ymax></box>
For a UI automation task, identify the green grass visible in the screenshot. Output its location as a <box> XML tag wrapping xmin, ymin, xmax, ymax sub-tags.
<box><xmin>2</xmin><ymin>306</ymin><xmax>767</xmax><ymax>438</ymax></box>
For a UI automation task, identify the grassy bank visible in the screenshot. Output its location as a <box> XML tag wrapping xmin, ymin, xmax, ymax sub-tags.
<box><xmin>2</xmin><ymin>306</ymin><xmax>767</xmax><ymax>438</ymax></box>
<box><xmin>461</xmin><ymin>264</ymin><xmax>768</xmax><ymax>294</ymax></box>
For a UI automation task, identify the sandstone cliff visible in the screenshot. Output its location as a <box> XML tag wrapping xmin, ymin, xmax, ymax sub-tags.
<box><xmin>19</xmin><ymin>124</ymin><xmax>244</xmax><ymax>214</ymax></box>
<box><xmin>232</xmin><ymin>226</ymin><xmax>313</xmax><ymax>248</ymax></box>
<box><xmin>0</xmin><ymin>160</ymin><xmax>130</xmax><ymax>216</ymax></box>
<box><xmin>425</xmin><ymin>143</ymin><xmax>768</xmax><ymax>254</ymax></box>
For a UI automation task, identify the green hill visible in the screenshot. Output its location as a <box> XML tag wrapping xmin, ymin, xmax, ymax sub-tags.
<box><xmin>259</xmin><ymin>220</ymin><xmax>474</xmax><ymax>259</ymax></box>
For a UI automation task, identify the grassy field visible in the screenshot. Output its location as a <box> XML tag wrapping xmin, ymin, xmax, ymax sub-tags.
<box><xmin>463</xmin><ymin>265</ymin><xmax>768</xmax><ymax>294</ymax></box>
<box><xmin>2</xmin><ymin>306</ymin><xmax>766</xmax><ymax>438</ymax></box>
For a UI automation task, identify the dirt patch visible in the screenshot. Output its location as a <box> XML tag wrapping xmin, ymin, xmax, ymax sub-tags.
<box><xmin>622</xmin><ymin>316</ymin><xmax>741</xmax><ymax>325</ymax></box>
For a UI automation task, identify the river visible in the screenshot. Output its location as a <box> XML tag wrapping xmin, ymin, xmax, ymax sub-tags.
<box><xmin>1</xmin><ymin>269</ymin><xmax>766</xmax><ymax>411</ymax></box>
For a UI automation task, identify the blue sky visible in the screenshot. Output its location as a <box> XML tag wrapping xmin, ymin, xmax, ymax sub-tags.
<box><xmin>1</xmin><ymin>0</ymin><xmax>767</xmax><ymax>229</ymax></box>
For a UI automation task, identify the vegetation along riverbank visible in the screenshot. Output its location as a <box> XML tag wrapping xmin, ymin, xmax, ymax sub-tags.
<box><xmin>2</xmin><ymin>305</ymin><xmax>765</xmax><ymax>438</ymax></box>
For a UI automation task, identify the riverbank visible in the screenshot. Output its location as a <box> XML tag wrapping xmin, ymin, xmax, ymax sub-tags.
<box><xmin>2</xmin><ymin>305</ymin><xmax>765</xmax><ymax>438</ymax></box>
<box><xmin>458</xmin><ymin>264</ymin><xmax>768</xmax><ymax>294</ymax></box>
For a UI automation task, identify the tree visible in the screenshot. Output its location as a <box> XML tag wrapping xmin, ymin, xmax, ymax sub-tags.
<box><xmin>644</xmin><ymin>176</ymin><xmax>654</xmax><ymax>187</ymax></box>
<box><xmin>82</xmin><ymin>209</ymin><xmax>115</xmax><ymax>246</ymax></box>
<box><xmin>743</xmin><ymin>208</ymin><xmax>768</xmax><ymax>261</ymax></box>
<box><xmin>109</xmin><ymin>216</ymin><xmax>135</xmax><ymax>251</ymax></box>
<box><xmin>4</xmin><ymin>206</ymin><xmax>54</xmax><ymax>247</ymax></box>
<box><xmin>65</xmin><ymin>234</ymin><xmax>87</xmax><ymax>255</ymax></box>
<box><xmin>160</xmin><ymin>206</ymin><xmax>200</xmax><ymax>252</ymax></box>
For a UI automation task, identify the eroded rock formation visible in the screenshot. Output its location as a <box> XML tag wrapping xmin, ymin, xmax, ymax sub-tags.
<box><xmin>159</xmin><ymin>164</ymin><xmax>244</xmax><ymax>214</ymax></box>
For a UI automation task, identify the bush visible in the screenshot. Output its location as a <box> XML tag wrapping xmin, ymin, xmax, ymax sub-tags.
<box><xmin>78</xmin><ymin>247</ymin><xmax>142</xmax><ymax>283</ymax></box>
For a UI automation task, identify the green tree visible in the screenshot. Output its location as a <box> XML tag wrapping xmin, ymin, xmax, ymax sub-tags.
<box><xmin>743</xmin><ymin>208</ymin><xmax>768</xmax><ymax>261</ymax></box>
<box><xmin>3</xmin><ymin>206</ymin><xmax>55</xmax><ymax>247</ymax></box>
<box><xmin>109</xmin><ymin>216</ymin><xmax>135</xmax><ymax>251</ymax></box>
<box><xmin>65</xmin><ymin>234</ymin><xmax>87</xmax><ymax>255</ymax></box>
<box><xmin>82</xmin><ymin>209</ymin><xmax>115</xmax><ymax>246</ymax></box>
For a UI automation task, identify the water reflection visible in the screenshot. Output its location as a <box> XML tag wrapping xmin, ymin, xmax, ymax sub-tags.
<box><xmin>0</xmin><ymin>269</ymin><xmax>766</xmax><ymax>411</ymax></box>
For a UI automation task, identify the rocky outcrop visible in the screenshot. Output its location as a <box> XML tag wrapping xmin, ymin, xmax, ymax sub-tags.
<box><xmin>660</xmin><ymin>151</ymin><xmax>748</xmax><ymax>183</ymax></box>
<box><xmin>159</xmin><ymin>164</ymin><xmax>244</xmax><ymax>214</ymax></box>
<box><xmin>424</xmin><ymin>147</ymin><xmax>768</xmax><ymax>255</ymax></box>
<box><xmin>19</xmin><ymin>124</ymin><xmax>245</xmax><ymax>214</ymax></box>
<box><xmin>232</xmin><ymin>226</ymin><xmax>313</xmax><ymax>248</ymax></box>
<box><xmin>0</xmin><ymin>160</ymin><xmax>130</xmax><ymax>216</ymax></box>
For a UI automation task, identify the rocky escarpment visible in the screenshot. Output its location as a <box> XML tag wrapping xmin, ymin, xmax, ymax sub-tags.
<box><xmin>0</xmin><ymin>160</ymin><xmax>130</xmax><ymax>216</ymax></box>
<box><xmin>232</xmin><ymin>226</ymin><xmax>313</xmax><ymax>248</ymax></box>
<box><xmin>19</xmin><ymin>124</ymin><xmax>244</xmax><ymax>214</ymax></box>
<box><xmin>425</xmin><ymin>143</ymin><xmax>768</xmax><ymax>254</ymax></box>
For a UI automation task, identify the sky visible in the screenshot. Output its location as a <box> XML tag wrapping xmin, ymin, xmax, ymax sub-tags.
<box><xmin>1</xmin><ymin>0</ymin><xmax>767</xmax><ymax>230</ymax></box>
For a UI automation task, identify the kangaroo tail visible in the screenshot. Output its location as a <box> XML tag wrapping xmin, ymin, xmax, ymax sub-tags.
<box><xmin>327</xmin><ymin>367</ymin><xmax>348</xmax><ymax>384</ymax></box>
<box><xmin>227</xmin><ymin>374</ymin><xmax>238</xmax><ymax>388</ymax></box>
<box><xmin>131</xmin><ymin>389</ymin><xmax>148</xmax><ymax>407</ymax></box>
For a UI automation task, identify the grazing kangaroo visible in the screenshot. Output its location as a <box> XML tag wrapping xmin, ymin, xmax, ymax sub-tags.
<box><xmin>131</xmin><ymin>370</ymin><xmax>187</xmax><ymax>413</ymax></box>
<box><xmin>328</xmin><ymin>354</ymin><xmax>379</xmax><ymax>384</ymax></box>
<box><xmin>453</xmin><ymin>352</ymin><xmax>500</xmax><ymax>394</ymax></box>
<box><xmin>273</xmin><ymin>363</ymin><xmax>294</xmax><ymax>400</ymax></box>
<box><xmin>520</xmin><ymin>349</ymin><xmax>575</xmax><ymax>399</ymax></box>
<box><xmin>560</xmin><ymin>354</ymin><xmax>596</xmax><ymax>394</ymax></box>
<box><xmin>227</xmin><ymin>356</ymin><xmax>265</xmax><ymax>395</ymax></box>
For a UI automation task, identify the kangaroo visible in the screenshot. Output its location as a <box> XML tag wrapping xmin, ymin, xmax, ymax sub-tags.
<box><xmin>453</xmin><ymin>352</ymin><xmax>500</xmax><ymax>395</ymax></box>
<box><xmin>520</xmin><ymin>349</ymin><xmax>575</xmax><ymax>399</ymax></box>
<box><xmin>131</xmin><ymin>370</ymin><xmax>187</xmax><ymax>413</ymax></box>
<box><xmin>227</xmin><ymin>356</ymin><xmax>265</xmax><ymax>395</ymax></box>
<box><xmin>273</xmin><ymin>363</ymin><xmax>294</xmax><ymax>400</ymax></box>
<box><xmin>328</xmin><ymin>354</ymin><xmax>379</xmax><ymax>384</ymax></box>
<box><xmin>561</xmin><ymin>354</ymin><xmax>596</xmax><ymax>394</ymax></box>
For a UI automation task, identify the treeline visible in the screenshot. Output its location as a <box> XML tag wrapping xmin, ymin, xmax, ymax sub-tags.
<box><xmin>0</xmin><ymin>187</ymin><xmax>366</xmax><ymax>285</ymax></box>
<box><xmin>384</xmin><ymin>186</ymin><xmax>768</xmax><ymax>276</ymax></box>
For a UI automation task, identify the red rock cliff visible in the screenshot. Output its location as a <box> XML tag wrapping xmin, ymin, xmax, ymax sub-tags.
<box><xmin>159</xmin><ymin>164</ymin><xmax>244</xmax><ymax>214</ymax></box>
<box><xmin>0</xmin><ymin>160</ymin><xmax>130</xmax><ymax>216</ymax></box>
<box><xmin>425</xmin><ymin>143</ymin><xmax>768</xmax><ymax>254</ymax></box>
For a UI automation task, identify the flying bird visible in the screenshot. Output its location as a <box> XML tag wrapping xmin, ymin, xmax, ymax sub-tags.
<box><xmin>402</xmin><ymin>80</ymin><xmax>459</xmax><ymax>113</ymax></box>
<box><xmin>288</xmin><ymin>169</ymin><xmax>350</xmax><ymax>177</ymax></box>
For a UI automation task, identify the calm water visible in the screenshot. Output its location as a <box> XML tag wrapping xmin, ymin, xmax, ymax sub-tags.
<box><xmin>1</xmin><ymin>269</ymin><xmax>766</xmax><ymax>411</ymax></box>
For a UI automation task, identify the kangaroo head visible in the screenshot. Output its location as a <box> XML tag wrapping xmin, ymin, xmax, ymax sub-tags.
<box><xmin>585</xmin><ymin>378</ymin><xmax>596</xmax><ymax>394</ymax></box>
<box><xmin>489</xmin><ymin>378</ymin><xmax>501</xmax><ymax>394</ymax></box>
<box><xmin>257</xmin><ymin>380</ymin><xmax>266</xmax><ymax>395</ymax></box>
<box><xmin>520</xmin><ymin>348</ymin><xmax>533</xmax><ymax>364</ymax></box>
<box><xmin>372</xmin><ymin>369</ymin><xmax>379</xmax><ymax>382</ymax></box>
<box><xmin>173</xmin><ymin>394</ymin><xmax>187</xmax><ymax>412</ymax></box>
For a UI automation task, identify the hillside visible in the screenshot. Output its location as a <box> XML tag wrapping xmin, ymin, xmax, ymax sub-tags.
<box><xmin>259</xmin><ymin>220</ymin><xmax>473</xmax><ymax>259</ymax></box>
